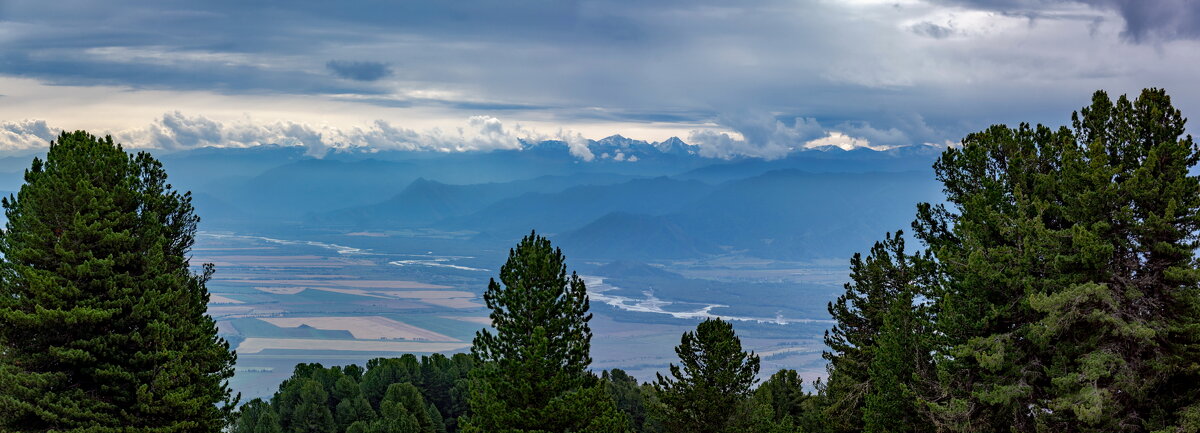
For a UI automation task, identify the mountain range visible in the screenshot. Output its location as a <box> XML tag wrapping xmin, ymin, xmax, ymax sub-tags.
<box><xmin>0</xmin><ymin>135</ymin><xmax>948</xmax><ymax>262</ymax></box>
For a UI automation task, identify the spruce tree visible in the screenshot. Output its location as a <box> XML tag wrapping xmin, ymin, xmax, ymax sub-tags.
<box><xmin>652</xmin><ymin>318</ymin><xmax>760</xmax><ymax>433</ymax></box>
<box><xmin>461</xmin><ymin>231</ymin><xmax>630</xmax><ymax>433</ymax></box>
<box><xmin>0</xmin><ymin>131</ymin><xmax>236</xmax><ymax>432</ymax></box>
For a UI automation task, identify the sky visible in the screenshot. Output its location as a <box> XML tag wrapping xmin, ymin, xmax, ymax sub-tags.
<box><xmin>1</xmin><ymin>0</ymin><xmax>1197</xmax><ymax>159</ymax></box>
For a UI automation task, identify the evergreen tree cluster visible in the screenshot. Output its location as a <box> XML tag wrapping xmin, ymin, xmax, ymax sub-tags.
<box><xmin>819</xmin><ymin>87</ymin><xmax>1200</xmax><ymax>433</ymax></box>
<box><xmin>233</xmin><ymin>354</ymin><xmax>475</xmax><ymax>433</ymax></box>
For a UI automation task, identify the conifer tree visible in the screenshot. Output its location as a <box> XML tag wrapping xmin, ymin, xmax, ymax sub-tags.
<box><xmin>255</xmin><ymin>411</ymin><xmax>284</xmax><ymax>433</ymax></box>
<box><xmin>378</xmin><ymin>383</ymin><xmax>437</xmax><ymax>433</ymax></box>
<box><xmin>604</xmin><ymin>369</ymin><xmax>648</xmax><ymax>431</ymax></box>
<box><xmin>461</xmin><ymin>231</ymin><xmax>630</xmax><ymax>433</ymax></box>
<box><xmin>915</xmin><ymin>88</ymin><xmax>1200</xmax><ymax>432</ymax></box>
<box><xmin>277</xmin><ymin>378</ymin><xmax>336</xmax><ymax>433</ymax></box>
<box><xmin>753</xmin><ymin>369</ymin><xmax>809</xmax><ymax>425</ymax></box>
<box><xmin>337</xmin><ymin>396</ymin><xmax>377</xmax><ymax>432</ymax></box>
<box><xmin>362</xmin><ymin>356</ymin><xmax>422</xmax><ymax>410</ymax></box>
<box><xmin>653</xmin><ymin>318</ymin><xmax>760</xmax><ymax>433</ymax></box>
<box><xmin>822</xmin><ymin>231</ymin><xmax>932</xmax><ymax>433</ymax></box>
<box><xmin>862</xmin><ymin>286</ymin><xmax>932</xmax><ymax>433</ymax></box>
<box><xmin>0</xmin><ymin>131</ymin><xmax>236</xmax><ymax>432</ymax></box>
<box><xmin>237</xmin><ymin>399</ymin><xmax>276</xmax><ymax>433</ymax></box>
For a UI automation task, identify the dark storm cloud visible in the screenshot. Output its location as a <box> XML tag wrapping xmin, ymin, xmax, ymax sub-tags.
<box><xmin>326</xmin><ymin>61</ymin><xmax>392</xmax><ymax>81</ymax></box>
<box><xmin>937</xmin><ymin>0</ymin><xmax>1200</xmax><ymax>42</ymax></box>
<box><xmin>0</xmin><ymin>0</ymin><xmax>655</xmax><ymax>96</ymax></box>
<box><xmin>1095</xmin><ymin>0</ymin><xmax>1200</xmax><ymax>42</ymax></box>
<box><xmin>0</xmin><ymin>0</ymin><xmax>1196</xmax><ymax>157</ymax></box>
<box><xmin>0</xmin><ymin>51</ymin><xmax>385</xmax><ymax>95</ymax></box>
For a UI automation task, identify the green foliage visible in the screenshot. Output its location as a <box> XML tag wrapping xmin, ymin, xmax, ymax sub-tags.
<box><xmin>362</xmin><ymin>356</ymin><xmax>422</xmax><ymax>410</ymax></box>
<box><xmin>821</xmin><ymin>232</ymin><xmax>933</xmax><ymax>433</ymax></box>
<box><xmin>277</xmin><ymin>378</ymin><xmax>336</xmax><ymax>433</ymax></box>
<box><xmin>240</xmin><ymin>355</ymin><xmax>475</xmax><ymax>433</ymax></box>
<box><xmin>862</xmin><ymin>287</ymin><xmax>932</xmax><ymax>433</ymax></box>
<box><xmin>605</xmin><ymin>369</ymin><xmax>649</xmax><ymax>431</ymax></box>
<box><xmin>653</xmin><ymin>318</ymin><xmax>761</xmax><ymax>433</ymax></box>
<box><xmin>250</xmin><ymin>410</ymin><xmax>285</xmax><ymax>433</ymax></box>
<box><xmin>914</xmin><ymin>88</ymin><xmax>1200</xmax><ymax>432</ymax></box>
<box><xmin>754</xmin><ymin>370</ymin><xmax>809</xmax><ymax>424</ymax></box>
<box><xmin>379</xmin><ymin>383</ymin><xmax>437</xmax><ymax>433</ymax></box>
<box><xmin>462</xmin><ymin>231</ymin><xmax>631</xmax><ymax>433</ymax></box>
<box><xmin>238</xmin><ymin>399</ymin><xmax>276</xmax><ymax>433</ymax></box>
<box><xmin>336</xmin><ymin>396</ymin><xmax>377</xmax><ymax>431</ymax></box>
<box><xmin>0</xmin><ymin>131</ymin><xmax>236</xmax><ymax>432</ymax></box>
<box><xmin>740</xmin><ymin>369</ymin><xmax>824</xmax><ymax>433</ymax></box>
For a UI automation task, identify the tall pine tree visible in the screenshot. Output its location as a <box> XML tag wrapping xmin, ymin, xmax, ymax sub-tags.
<box><xmin>916</xmin><ymin>88</ymin><xmax>1200</xmax><ymax>432</ymax></box>
<box><xmin>0</xmin><ymin>131</ymin><xmax>236</xmax><ymax>432</ymax></box>
<box><xmin>461</xmin><ymin>231</ymin><xmax>629</xmax><ymax>433</ymax></box>
<box><xmin>652</xmin><ymin>318</ymin><xmax>760</xmax><ymax>433</ymax></box>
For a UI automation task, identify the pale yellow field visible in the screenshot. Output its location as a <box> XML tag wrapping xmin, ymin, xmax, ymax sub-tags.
<box><xmin>259</xmin><ymin>316</ymin><xmax>459</xmax><ymax>341</ymax></box>
<box><xmin>422</xmin><ymin>298</ymin><xmax>484</xmax><ymax>309</ymax></box>
<box><xmin>207</xmin><ymin>305</ymin><xmax>285</xmax><ymax>318</ymax></box>
<box><xmin>229</xmin><ymin>279</ymin><xmax>451</xmax><ymax>289</ymax></box>
<box><xmin>310</xmin><ymin>288</ymin><xmax>393</xmax><ymax>298</ymax></box>
<box><xmin>236</xmin><ymin>338</ymin><xmax>469</xmax><ymax>354</ymax></box>
<box><xmin>440</xmin><ymin>316</ymin><xmax>492</xmax><ymax>326</ymax></box>
<box><xmin>250</xmin><ymin>287</ymin><xmax>477</xmax><ymax>304</ymax></box>
<box><xmin>254</xmin><ymin>286</ymin><xmax>308</xmax><ymax>295</ymax></box>
<box><xmin>381</xmin><ymin>290</ymin><xmax>475</xmax><ymax>299</ymax></box>
<box><xmin>209</xmin><ymin>294</ymin><xmax>244</xmax><ymax>304</ymax></box>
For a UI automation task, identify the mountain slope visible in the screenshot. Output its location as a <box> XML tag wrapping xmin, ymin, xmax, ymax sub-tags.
<box><xmin>434</xmin><ymin>177</ymin><xmax>716</xmax><ymax>237</ymax></box>
<box><xmin>551</xmin><ymin>169</ymin><xmax>943</xmax><ymax>261</ymax></box>
<box><xmin>556</xmin><ymin>212</ymin><xmax>721</xmax><ymax>260</ymax></box>
<box><xmin>311</xmin><ymin>173</ymin><xmax>633</xmax><ymax>228</ymax></box>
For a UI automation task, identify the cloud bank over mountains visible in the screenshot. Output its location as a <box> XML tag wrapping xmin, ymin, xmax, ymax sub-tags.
<box><xmin>0</xmin><ymin>111</ymin><xmax>927</xmax><ymax>160</ymax></box>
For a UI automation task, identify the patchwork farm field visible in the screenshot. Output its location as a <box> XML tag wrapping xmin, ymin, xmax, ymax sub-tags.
<box><xmin>197</xmin><ymin>232</ymin><xmax>493</xmax><ymax>399</ymax></box>
<box><xmin>198</xmin><ymin>230</ymin><xmax>842</xmax><ymax>400</ymax></box>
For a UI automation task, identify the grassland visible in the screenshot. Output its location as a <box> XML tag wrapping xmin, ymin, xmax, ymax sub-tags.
<box><xmin>236</xmin><ymin>338</ymin><xmax>469</xmax><ymax>354</ymax></box>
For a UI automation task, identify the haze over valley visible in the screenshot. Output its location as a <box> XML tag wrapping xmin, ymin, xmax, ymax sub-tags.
<box><xmin>0</xmin><ymin>136</ymin><xmax>946</xmax><ymax>400</ymax></box>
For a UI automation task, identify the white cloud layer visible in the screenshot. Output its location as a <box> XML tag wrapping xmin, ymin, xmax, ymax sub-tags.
<box><xmin>0</xmin><ymin>112</ymin><xmax>640</xmax><ymax>160</ymax></box>
<box><xmin>0</xmin><ymin>120</ymin><xmax>59</xmax><ymax>152</ymax></box>
<box><xmin>1</xmin><ymin>0</ymin><xmax>1197</xmax><ymax>159</ymax></box>
<box><xmin>686</xmin><ymin>115</ymin><xmax>894</xmax><ymax>159</ymax></box>
<box><xmin>804</xmin><ymin>132</ymin><xmax>891</xmax><ymax>151</ymax></box>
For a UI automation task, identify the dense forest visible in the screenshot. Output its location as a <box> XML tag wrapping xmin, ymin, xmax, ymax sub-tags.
<box><xmin>3</xmin><ymin>88</ymin><xmax>1199</xmax><ymax>433</ymax></box>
